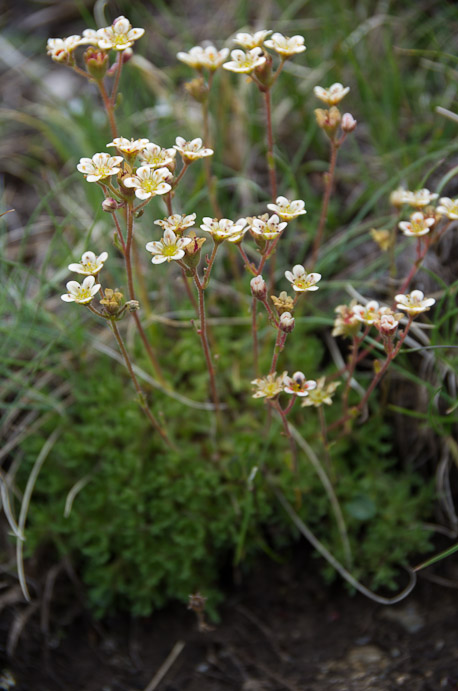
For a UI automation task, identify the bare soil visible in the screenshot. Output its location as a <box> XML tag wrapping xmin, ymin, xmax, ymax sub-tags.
<box><xmin>1</xmin><ymin>546</ymin><xmax>458</xmax><ymax>691</ymax></box>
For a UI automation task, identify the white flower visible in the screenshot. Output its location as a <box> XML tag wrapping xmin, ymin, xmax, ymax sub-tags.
<box><xmin>351</xmin><ymin>300</ymin><xmax>381</xmax><ymax>325</ymax></box>
<box><xmin>250</xmin><ymin>214</ymin><xmax>287</xmax><ymax>239</ymax></box>
<box><xmin>155</xmin><ymin>214</ymin><xmax>196</xmax><ymax>234</ymax></box>
<box><xmin>47</xmin><ymin>35</ymin><xmax>83</xmax><ymax>62</ymax></box>
<box><xmin>77</xmin><ymin>153</ymin><xmax>124</xmax><ymax>182</ymax></box>
<box><xmin>123</xmin><ymin>166</ymin><xmax>171</xmax><ymax>200</ymax></box>
<box><xmin>233</xmin><ymin>31</ymin><xmax>272</xmax><ymax>50</ymax></box>
<box><xmin>61</xmin><ymin>275</ymin><xmax>101</xmax><ymax>304</ymax></box>
<box><xmin>436</xmin><ymin>197</ymin><xmax>458</xmax><ymax>220</ymax></box>
<box><xmin>390</xmin><ymin>187</ymin><xmax>408</xmax><ymax>207</ymax></box>
<box><xmin>398</xmin><ymin>211</ymin><xmax>435</xmax><ymax>237</ymax></box>
<box><xmin>402</xmin><ymin>188</ymin><xmax>439</xmax><ymax>208</ymax></box>
<box><xmin>264</xmin><ymin>33</ymin><xmax>306</xmax><ymax>57</ymax></box>
<box><xmin>174</xmin><ymin>137</ymin><xmax>213</xmax><ymax>162</ymax></box>
<box><xmin>96</xmin><ymin>16</ymin><xmax>144</xmax><ymax>51</ymax></box>
<box><xmin>200</xmin><ymin>217</ymin><xmax>247</xmax><ymax>242</ymax></box>
<box><xmin>68</xmin><ymin>251</ymin><xmax>108</xmax><ymax>275</ymax></box>
<box><xmin>140</xmin><ymin>143</ymin><xmax>176</xmax><ymax>168</ymax></box>
<box><xmin>251</xmin><ymin>372</ymin><xmax>287</xmax><ymax>399</ymax></box>
<box><xmin>285</xmin><ymin>265</ymin><xmax>321</xmax><ymax>292</ymax></box>
<box><xmin>313</xmin><ymin>83</ymin><xmax>350</xmax><ymax>106</ymax></box>
<box><xmin>106</xmin><ymin>137</ymin><xmax>150</xmax><ymax>155</ymax></box>
<box><xmin>283</xmin><ymin>371</ymin><xmax>317</xmax><ymax>396</ymax></box>
<box><xmin>301</xmin><ymin>378</ymin><xmax>340</xmax><ymax>407</ymax></box>
<box><xmin>80</xmin><ymin>29</ymin><xmax>100</xmax><ymax>45</ymax></box>
<box><xmin>222</xmin><ymin>48</ymin><xmax>266</xmax><ymax>74</ymax></box>
<box><xmin>378</xmin><ymin>313</ymin><xmax>399</xmax><ymax>333</ymax></box>
<box><xmin>145</xmin><ymin>229</ymin><xmax>192</xmax><ymax>264</ymax></box>
<box><xmin>178</xmin><ymin>44</ymin><xmax>229</xmax><ymax>70</ymax></box>
<box><xmin>395</xmin><ymin>291</ymin><xmax>435</xmax><ymax>316</ymax></box>
<box><xmin>266</xmin><ymin>197</ymin><xmax>306</xmax><ymax>221</ymax></box>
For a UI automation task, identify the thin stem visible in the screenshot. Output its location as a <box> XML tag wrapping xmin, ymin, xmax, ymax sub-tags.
<box><xmin>398</xmin><ymin>237</ymin><xmax>429</xmax><ymax>295</ymax></box>
<box><xmin>97</xmin><ymin>79</ymin><xmax>118</xmax><ymax>138</ymax></box>
<box><xmin>193</xmin><ymin>272</ymin><xmax>220</xmax><ymax>414</ymax></box>
<box><xmin>202</xmin><ymin>71</ymin><xmax>221</xmax><ymax>217</ymax></box>
<box><xmin>181</xmin><ymin>267</ymin><xmax>199</xmax><ymax>314</ymax></box>
<box><xmin>125</xmin><ymin>203</ymin><xmax>167</xmax><ymax>386</ymax></box>
<box><xmin>330</xmin><ymin>316</ymin><xmax>414</xmax><ymax>431</ymax></box>
<box><xmin>309</xmin><ymin>139</ymin><xmax>339</xmax><ymax>268</ymax></box>
<box><xmin>264</xmin><ymin>88</ymin><xmax>277</xmax><ymax>201</ymax></box>
<box><xmin>110</xmin><ymin>320</ymin><xmax>174</xmax><ymax>448</ymax></box>
<box><xmin>112</xmin><ymin>211</ymin><xmax>126</xmax><ymax>253</ymax></box>
<box><xmin>260</xmin><ymin>297</ymin><xmax>279</xmax><ymax>327</ymax></box>
<box><xmin>252</xmin><ymin>297</ymin><xmax>259</xmax><ymax>377</ymax></box>
<box><xmin>202</xmin><ymin>241</ymin><xmax>219</xmax><ymax>289</ymax></box>
<box><xmin>237</xmin><ymin>244</ymin><xmax>258</xmax><ymax>275</ymax></box>
<box><xmin>269</xmin><ymin>329</ymin><xmax>287</xmax><ymax>374</ymax></box>
<box><xmin>272</xmin><ymin>399</ymin><xmax>298</xmax><ymax>472</ymax></box>
<box><xmin>172</xmin><ymin>162</ymin><xmax>189</xmax><ymax>190</ymax></box>
<box><xmin>110</xmin><ymin>53</ymin><xmax>123</xmax><ymax>106</ymax></box>
<box><xmin>318</xmin><ymin>406</ymin><xmax>333</xmax><ymax>479</ymax></box>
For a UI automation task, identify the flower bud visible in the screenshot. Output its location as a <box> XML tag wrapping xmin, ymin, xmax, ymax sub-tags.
<box><xmin>126</xmin><ymin>299</ymin><xmax>140</xmax><ymax>312</ymax></box>
<box><xmin>250</xmin><ymin>275</ymin><xmax>267</xmax><ymax>300</ymax></box>
<box><xmin>315</xmin><ymin>106</ymin><xmax>341</xmax><ymax>140</ymax></box>
<box><xmin>182</xmin><ymin>231</ymin><xmax>206</xmax><ymax>269</ymax></box>
<box><xmin>84</xmin><ymin>47</ymin><xmax>109</xmax><ymax>80</ymax></box>
<box><xmin>102</xmin><ymin>197</ymin><xmax>119</xmax><ymax>212</ymax></box>
<box><xmin>341</xmin><ymin>112</ymin><xmax>357</xmax><ymax>133</ymax></box>
<box><xmin>184</xmin><ymin>77</ymin><xmax>209</xmax><ymax>104</ymax></box>
<box><xmin>271</xmin><ymin>291</ymin><xmax>294</xmax><ymax>315</ymax></box>
<box><xmin>279</xmin><ymin>311</ymin><xmax>295</xmax><ymax>333</ymax></box>
<box><xmin>100</xmin><ymin>288</ymin><xmax>124</xmax><ymax>315</ymax></box>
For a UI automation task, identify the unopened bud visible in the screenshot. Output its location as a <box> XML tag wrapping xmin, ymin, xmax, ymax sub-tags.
<box><xmin>126</xmin><ymin>300</ymin><xmax>140</xmax><ymax>312</ymax></box>
<box><xmin>84</xmin><ymin>47</ymin><xmax>109</xmax><ymax>80</ymax></box>
<box><xmin>102</xmin><ymin>197</ymin><xmax>119</xmax><ymax>212</ymax></box>
<box><xmin>315</xmin><ymin>106</ymin><xmax>341</xmax><ymax>140</ymax></box>
<box><xmin>279</xmin><ymin>311</ymin><xmax>295</xmax><ymax>333</ymax></box>
<box><xmin>341</xmin><ymin>112</ymin><xmax>357</xmax><ymax>133</ymax></box>
<box><xmin>250</xmin><ymin>275</ymin><xmax>267</xmax><ymax>300</ymax></box>
<box><xmin>184</xmin><ymin>77</ymin><xmax>209</xmax><ymax>104</ymax></box>
<box><xmin>183</xmin><ymin>231</ymin><xmax>206</xmax><ymax>269</ymax></box>
<box><xmin>100</xmin><ymin>288</ymin><xmax>124</xmax><ymax>315</ymax></box>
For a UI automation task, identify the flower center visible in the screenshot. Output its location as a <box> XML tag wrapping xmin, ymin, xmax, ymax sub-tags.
<box><xmin>162</xmin><ymin>244</ymin><xmax>178</xmax><ymax>257</ymax></box>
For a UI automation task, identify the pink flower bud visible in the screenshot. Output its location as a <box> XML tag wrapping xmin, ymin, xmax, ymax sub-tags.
<box><xmin>279</xmin><ymin>311</ymin><xmax>295</xmax><ymax>333</ymax></box>
<box><xmin>102</xmin><ymin>197</ymin><xmax>119</xmax><ymax>212</ymax></box>
<box><xmin>250</xmin><ymin>275</ymin><xmax>267</xmax><ymax>300</ymax></box>
<box><xmin>341</xmin><ymin>113</ymin><xmax>357</xmax><ymax>133</ymax></box>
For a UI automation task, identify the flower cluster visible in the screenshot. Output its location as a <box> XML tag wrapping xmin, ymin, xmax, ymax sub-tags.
<box><xmin>47</xmin><ymin>16</ymin><xmax>144</xmax><ymax>63</ymax></box>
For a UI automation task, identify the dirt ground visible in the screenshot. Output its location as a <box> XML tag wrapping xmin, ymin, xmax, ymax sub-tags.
<box><xmin>1</xmin><ymin>544</ymin><xmax>457</xmax><ymax>691</ymax></box>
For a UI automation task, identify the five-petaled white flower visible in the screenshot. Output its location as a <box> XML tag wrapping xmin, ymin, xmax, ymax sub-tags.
<box><xmin>200</xmin><ymin>217</ymin><xmax>247</xmax><ymax>242</ymax></box>
<box><xmin>250</xmin><ymin>214</ymin><xmax>287</xmax><ymax>240</ymax></box>
<box><xmin>395</xmin><ymin>291</ymin><xmax>435</xmax><ymax>316</ymax></box>
<box><xmin>174</xmin><ymin>137</ymin><xmax>213</xmax><ymax>162</ymax></box>
<box><xmin>398</xmin><ymin>211</ymin><xmax>435</xmax><ymax>237</ymax></box>
<box><xmin>61</xmin><ymin>275</ymin><xmax>101</xmax><ymax>304</ymax></box>
<box><xmin>77</xmin><ymin>153</ymin><xmax>124</xmax><ymax>182</ymax></box>
<box><xmin>352</xmin><ymin>300</ymin><xmax>381</xmax><ymax>325</ymax></box>
<box><xmin>285</xmin><ymin>265</ymin><xmax>321</xmax><ymax>292</ymax></box>
<box><xmin>301</xmin><ymin>378</ymin><xmax>340</xmax><ymax>407</ymax></box>
<box><xmin>233</xmin><ymin>30</ymin><xmax>272</xmax><ymax>49</ymax></box>
<box><xmin>223</xmin><ymin>48</ymin><xmax>266</xmax><ymax>73</ymax></box>
<box><xmin>436</xmin><ymin>197</ymin><xmax>458</xmax><ymax>220</ymax></box>
<box><xmin>47</xmin><ymin>35</ymin><xmax>84</xmax><ymax>62</ymax></box>
<box><xmin>123</xmin><ymin>166</ymin><xmax>171</xmax><ymax>200</ymax></box>
<box><xmin>313</xmin><ymin>83</ymin><xmax>350</xmax><ymax>106</ymax></box>
<box><xmin>140</xmin><ymin>143</ymin><xmax>176</xmax><ymax>168</ymax></box>
<box><xmin>267</xmin><ymin>196</ymin><xmax>306</xmax><ymax>221</ymax></box>
<box><xmin>283</xmin><ymin>371</ymin><xmax>317</xmax><ymax>396</ymax></box>
<box><xmin>107</xmin><ymin>137</ymin><xmax>150</xmax><ymax>155</ymax></box>
<box><xmin>96</xmin><ymin>16</ymin><xmax>144</xmax><ymax>51</ymax></box>
<box><xmin>264</xmin><ymin>33</ymin><xmax>306</xmax><ymax>57</ymax></box>
<box><xmin>68</xmin><ymin>251</ymin><xmax>108</xmax><ymax>275</ymax></box>
<box><xmin>145</xmin><ymin>229</ymin><xmax>192</xmax><ymax>264</ymax></box>
<box><xmin>251</xmin><ymin>372</ymin><xmax>287</xmax><ymax>399</ymax></box>
<box><xmin>177</xmin><ymin>45</ymin><xmax>229</xmax><ymax>70</ymax></box>
<box><xmin>155</xmin><ymin>213</ymin><xmax>196</xmax><ymax>234</ymax></box>
<box><xmin>401</xmin><ymin>188</ymin><xmax>439</xmax><ymax>208</ymax></box>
